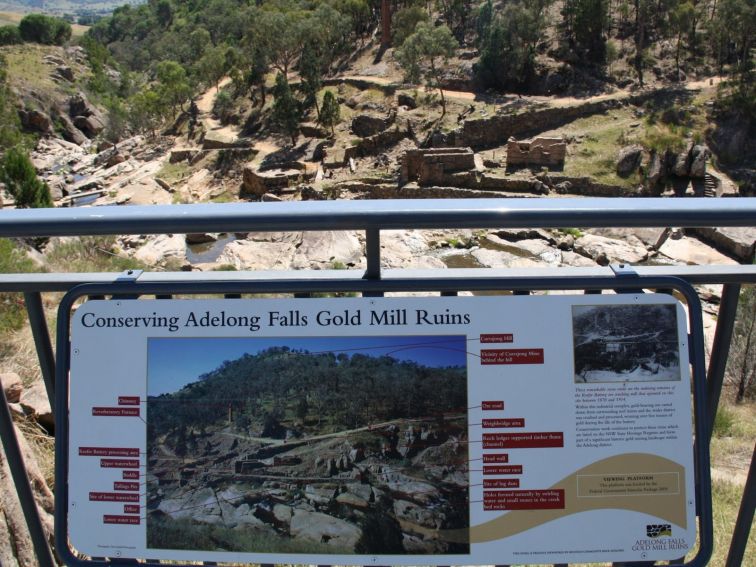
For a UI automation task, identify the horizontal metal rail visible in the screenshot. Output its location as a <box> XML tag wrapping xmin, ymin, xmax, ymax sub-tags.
<box><xmin>1</xmin><ymin>198</ymin><xmax>755</xmax><ymax>236</ymax></box>
<box><xmin>1</xmin><ymin>265</ymin><xmax>755</xmax><ymax>293</ymax></box>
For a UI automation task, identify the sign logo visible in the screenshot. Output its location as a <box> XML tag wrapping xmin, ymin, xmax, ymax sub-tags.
<box><xmin>646</xmin><ymin>524</ymin><xmax>672</xmax><ymax>538</ymax></box>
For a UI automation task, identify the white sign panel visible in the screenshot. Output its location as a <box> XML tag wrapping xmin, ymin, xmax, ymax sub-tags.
<box><xmin>65</xmin><ymin>295</ymin><xmax>696</xmax><ymax>565</ymax></box>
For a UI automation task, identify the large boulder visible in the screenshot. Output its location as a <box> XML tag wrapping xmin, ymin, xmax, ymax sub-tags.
<box><xmin>56</xmin><ymin>113</ymin><xmax>88</xmax><ymax>146</ymax></box>
<box><xmin>574</xmin><ymin>234</ymin><xmax>649</xmax><ymax>265</ymax></box>
<box><xmin>351</xmin><ymin>113</ymin><xmax>395</xmax><ymax>137</ymax></box>
<box><xmin>616</xmin><ymin>145</ymin><xmax>644</xmax><ymax>177</ymax></box>
<box><xmin>73</xmin><ymin>115</ymin><xmax>105</xmax><ymax>137</ymax></box>
<box><xmin>216</xmin><ymin>239</ymin><xmax>297</xmax><ymax>270</ymax></box>
<box><xmin>69</xmin><ymin>93</ymin><xmax>100</xmax><ymax>118</ymax></box>
<box><xmin>1</xmin><ymin>372</ymin><xmax>23</xmax><ymax>403</ymax></box>
<box><xmin>645</xmin><ymin>151</ymin><xmax>666</xmax><ymax>191</ymax></box>
<box><xmin>671</xmin><ymin>144</ymin><xmax>692</xmax><ymax>176</ymax></box>
<box><xmin>19</xmin><ymin>109</ymin><xmax>52</xmax><ymax>134</ymax></box>
<box><xmin>291</xmin><ymin>230</ymin><xmax>363</xmax><ymax>269</ymax></box>
<box><xmin>133</xmin><ymin>234</ymin><xmax>186</xmax><ymax>265</ymax></box>
<box><xmin>689</xmin><ymin>144</ymin><xmax>709</xmax><ymax>178</ymax></box>
<box><xmin>19</xmin><ymin>381</ymin><xmax>53</xmax><ymax>430</ymax></box>
<box><xmin>289</xmin><ymin>509</ymin><xmax>362</xmax><ymax>549</ymax></box>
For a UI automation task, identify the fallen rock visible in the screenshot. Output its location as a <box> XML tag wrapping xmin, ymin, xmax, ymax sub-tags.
<box><xmin>289</xmin><ymin>509</ymin><xmax>362</xmax><ymax>549</ymax></box>
<box><xmin>617</xmin><ymin>145</ymin><xmax>644</xmax><ymax>177</ymax></box>
<box><xmin>19</xmin><ymin>381</ymin><xmax>53</xmax><ymax>430</ymax></box>
<box><xmin>261</xmin><ymin>192</ymin><xmax>283</xmax><ymax>202</ymax></box>
<box><xmin>0</xmin><ymin>372</ymin><xmax>23</xmax><ymax>403</ymax></box>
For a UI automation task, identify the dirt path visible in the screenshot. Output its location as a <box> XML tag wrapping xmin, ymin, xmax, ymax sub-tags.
<box><xmin>342</xmin><ymin>74</ymin><xmax>725</xmax><ymax>107</ymax></box>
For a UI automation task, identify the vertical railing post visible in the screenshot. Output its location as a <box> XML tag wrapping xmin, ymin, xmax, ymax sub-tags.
<box><xmin>364</xmin><ymin>227</ymin><xmax>383</xmax><ymax>298</ymax></box>
<box><xmin>23</xmin><ymin>291</ymin><xmax>56</xmax><ymax>407</ymax></box>
<box><xmin>0</xmin><ymin>378</ymin><xmax>57</xmax><ymax>567</ymax></box>
<box><xmin>706</xmin><ymin>283</ymin><xmax>741</xmax><ymax>441</ymax></box>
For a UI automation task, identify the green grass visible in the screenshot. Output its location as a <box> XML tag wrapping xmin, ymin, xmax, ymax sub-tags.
<box><xmin>156</xmin><ymin>161</ymin><xmax>191</xmax><ymax>185</ymax></box>
<box><xmin>45</xmin><ymin>236</ymin><xmax>147</xmax><ymax>273</ymax></box>
<box><xmin>0</xmin><ymin>238</ymin><xmax>41</xmax><ymax>335</ymax></box>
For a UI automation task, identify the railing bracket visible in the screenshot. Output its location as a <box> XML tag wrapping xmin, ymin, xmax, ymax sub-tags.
<box><xmin>610</xmin><ymin>263</ymin><xmax>638</xmax><ymax>277</ymax></box>
<box><xmin>116</xmin><ymin>269</ymin><xmax>143</xmax><ymax>283</ymax></box>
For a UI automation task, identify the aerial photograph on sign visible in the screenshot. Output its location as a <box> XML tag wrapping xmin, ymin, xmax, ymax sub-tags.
<box><xmin>145</xmin><ymin>336</ymin><xmax>470</xmax><ymax>554</ymax></box>
<box><xmin>572</xmin><ymin>304</ymin><xmax>681</xmax><ymax>383</ymax></box>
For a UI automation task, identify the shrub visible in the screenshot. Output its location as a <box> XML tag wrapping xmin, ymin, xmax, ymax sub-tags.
<box><xmin>0</xmin><ymin>146</ymin><xmax>53</xmax><ymax>208</ymax></box>
<box><xmin>19</xmin><ymin>13</ymin><xmax>71</xmax><ymax>45</ymax></box>
<box><xmin>712</xmin><ymin>405</ymin><xmax>735</xmax><ymax>437</ymax></box>
<box><xmin>0</xmin><ymin>25</ymin><xmax>22</xmax><ymax>46</ymax></box>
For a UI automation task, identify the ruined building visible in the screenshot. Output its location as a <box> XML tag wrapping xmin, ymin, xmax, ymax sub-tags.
<box><xmin>506</xmin><ymin>137</ymin><xmax>567</xmax><ymax>168</ymax></box>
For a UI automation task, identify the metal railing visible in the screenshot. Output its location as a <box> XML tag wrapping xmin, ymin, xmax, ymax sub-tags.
<box><xmin>0</xmin><ymin>197</ymin><xmax>755</xmax><ymax>567</ymax></box>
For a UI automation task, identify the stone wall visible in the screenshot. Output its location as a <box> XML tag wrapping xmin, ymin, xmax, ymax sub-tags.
<box><xmin>400</xmin><ymin>148</ymin><xmax>476</xmax><ymax>185</ymax></box>
<box><xmin>506</xmin><ymin>137</ymin><xmax>566</xmax><ymax>167</ymax></box>
<box><xmin>448</xmin><ymin>99</ymin><xmax>622</xmax><ymax>150</ymax></box>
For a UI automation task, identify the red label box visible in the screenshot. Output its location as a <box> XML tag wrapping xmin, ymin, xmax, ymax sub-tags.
<box><xmin>79</xmin><ymin>447</ymin><xmax>139</xmax><ymax>457</ymax></box>
<box><xmin>92</xmin><ymin>407</ymin><xmax>140</xmax><ymax>417</ymax></box>
<box><xmin>482</xmin><ymin>418</ymin><xmax>525</xmax><ymax>428</ymax></box>
<box><xmin>114</xmin><ymin>482</ymin><xmax>140</xmax><ymax>491</ymax></box>
<box><xmin>481</xmin><ymin>400</ymin><xmax>504</xmax><ymax>411</ymax></box>
<box><xmin>89</xmin><ymin>492</ymin><xmax>139</xmax><ymax>503</ymax></box>
<box><xmin>104</xmin><ymin>515</ymin><xmax>140</xmax><ymax>525</ymax></box>
<box><xmin>100</xmin><ymin>459</ymin><xmax>140</xmax><ymax>469</ymax></box>
<box><xmin>480</xmin><ymin>334</ymin><xmax>514</xmax><ymax>343</ymax></box>
<box><xmin>483</xmin><ymin>465</ymin><xmax>523</xmax><ymax>475</ymax></box>
<box><xmin>481</xmin><ymin>349</ymin><xmax>544</xmax><ymax>365</ymax></box>
<box><xmin>483</xmin><ymin>489</ymin><xmax>565</xmax><ymax>511</ymax></box>
<box><xmin>483</xmin><ymin>432</ymin><xmax>564</xmax><ymax>449</ymax></box>
<box><xmin>123</xmin><ymin>470</ymin><xmax>140</xmax><ymax>480</ymax></box>
<box><xmin>123</xmin><ymin>505</ymin><xmax>140</xmax><ymax>514</ymax></box>
<box><xmin>483</xmin><ymin>454</ymin><xmax>509</xmax><ymax>463</ymax></box>
<box><xmin>118</xmin><ymin>396</ymin><xmax>140</xmax><ymax>406</ymax></box>
<box><xmin>484</xmin><ymin>478</ymin><xmax>520</xmax><ymax>489</ymax></box>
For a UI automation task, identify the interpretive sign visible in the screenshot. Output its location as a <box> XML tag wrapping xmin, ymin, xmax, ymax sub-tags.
<box><xmin>62</xmin><ymin>294</ymin><xmax>698</xmax><ymax>565</ymax></box>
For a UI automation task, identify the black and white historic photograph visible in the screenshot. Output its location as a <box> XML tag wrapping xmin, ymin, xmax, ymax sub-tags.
<box><xmin>572</xmin><ymin>304</ymin><xmax>681</xmax><ymax>383</ymax></box>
